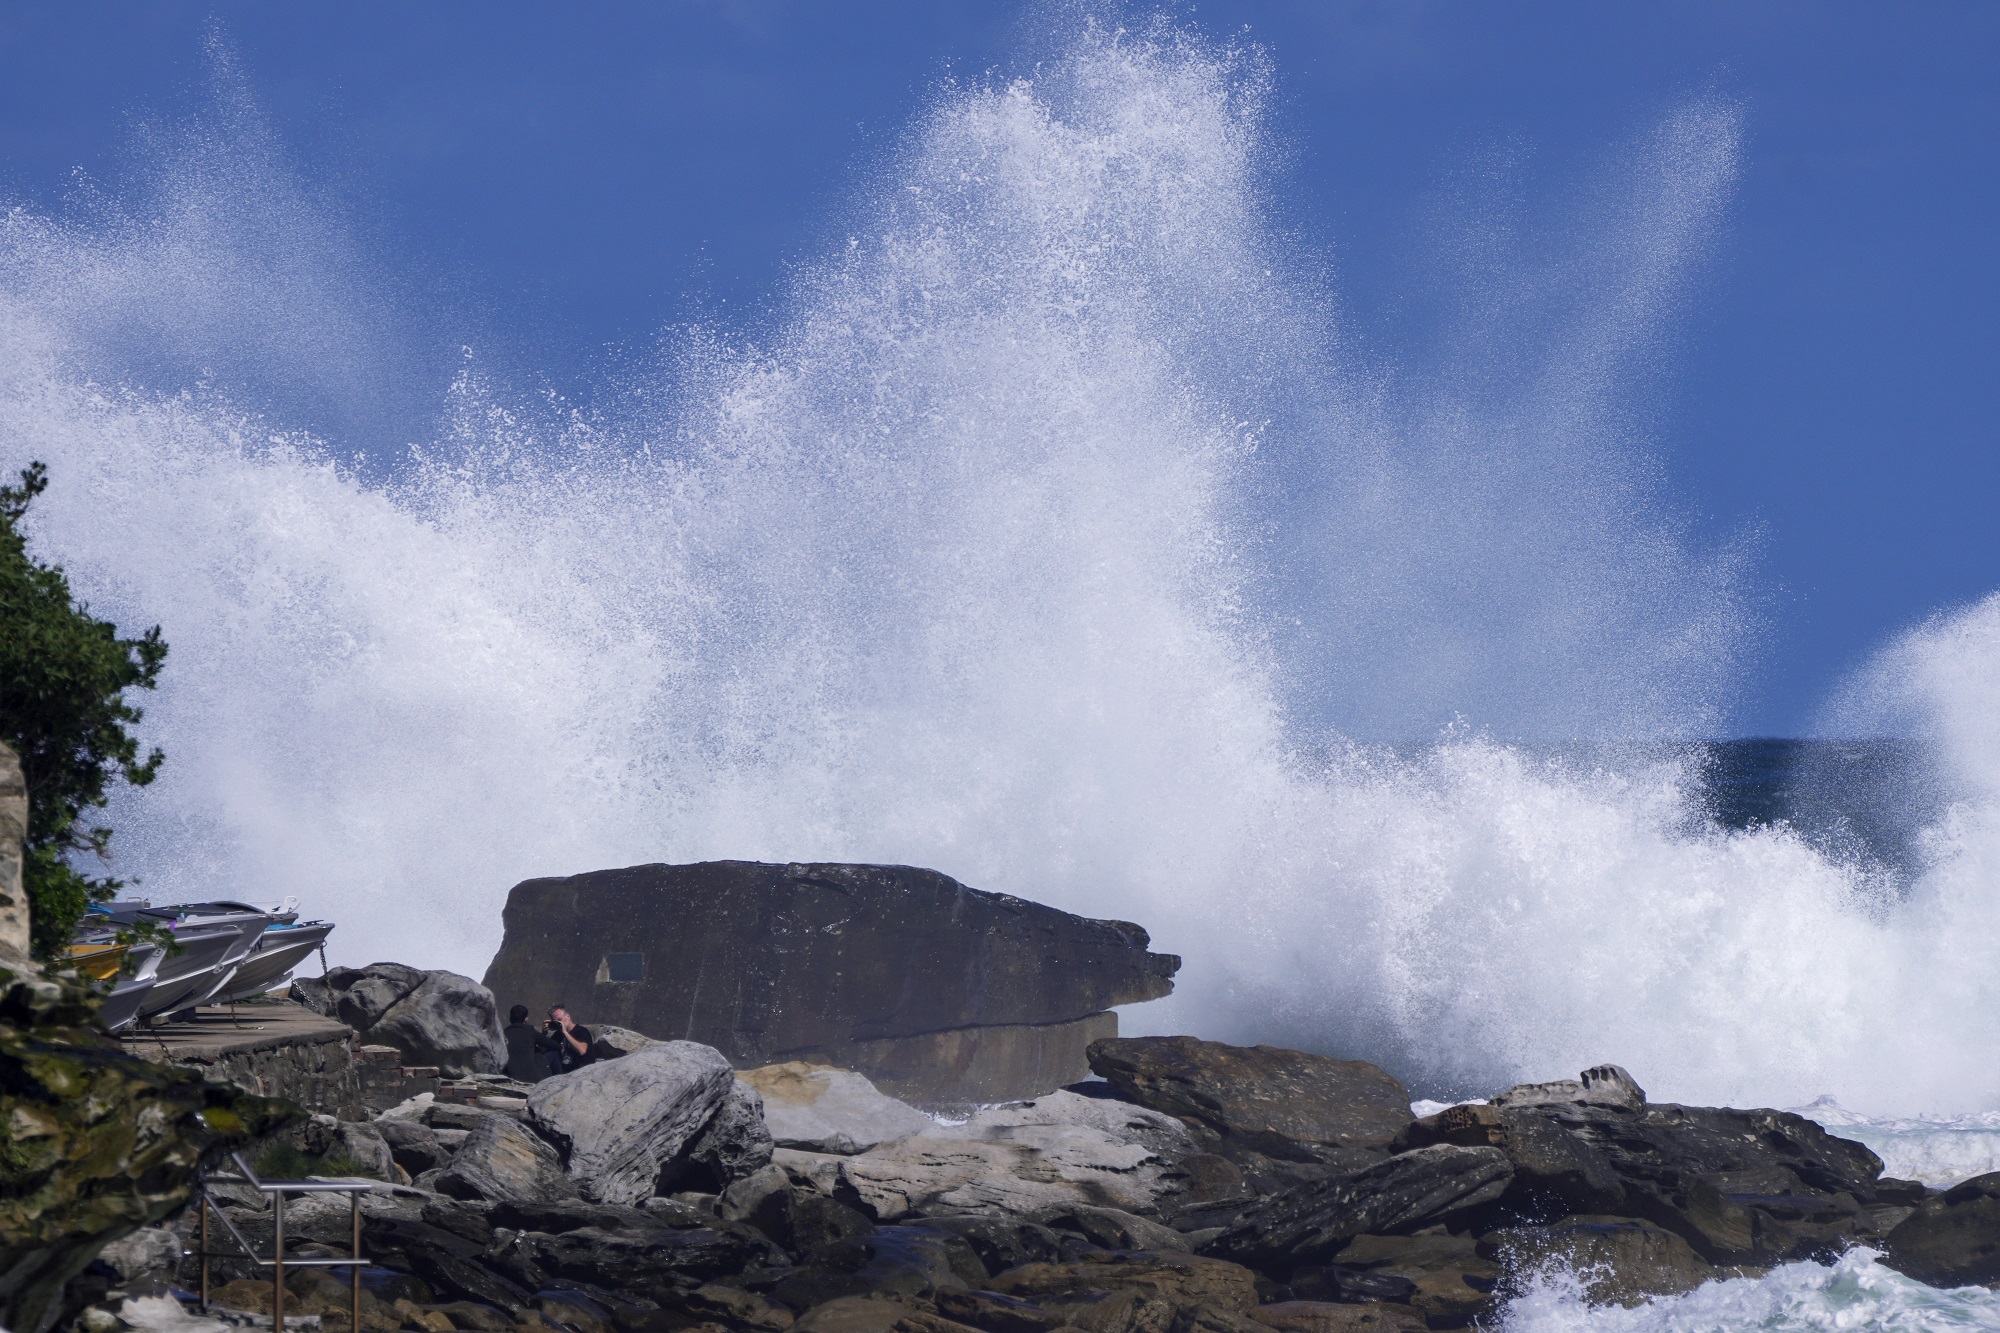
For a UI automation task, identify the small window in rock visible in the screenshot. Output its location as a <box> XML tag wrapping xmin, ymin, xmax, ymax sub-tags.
<box><xmin>605</xmin><ymin>952</ymin><xmax>645</xmax><ymax>983</ymax></box>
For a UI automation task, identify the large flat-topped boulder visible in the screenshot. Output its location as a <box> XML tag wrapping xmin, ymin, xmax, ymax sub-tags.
<box><xmin>482</xmin><ymin>861</ymin><xmax>1179</xmax><ymax>1102</ymax></box>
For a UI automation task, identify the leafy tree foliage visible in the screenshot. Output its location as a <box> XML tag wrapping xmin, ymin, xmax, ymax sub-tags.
<box><xmin>0</xmin><ymin>462</ymin><xmax>168</xmax><ymax>960</ymax></box>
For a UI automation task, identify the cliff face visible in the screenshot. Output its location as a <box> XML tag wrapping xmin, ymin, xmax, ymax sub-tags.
<box><xmin>0</xmin><ymin>967</ymin><xmax>299</xmax><ymax>1333</ymax></box>
<box><xmin>0</xmin><ymin>741</ymin><xmax>28</xmax><ymax>965</ymax></box>
<box><xmin>481</xmin><ymin>861</ymin><xmax>1180</xmax><ymax>1102</ymax></box>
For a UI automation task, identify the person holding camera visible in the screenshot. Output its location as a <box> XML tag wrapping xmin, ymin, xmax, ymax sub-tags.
<box><xmin>544</xmin><ymin>1003</ymin><xmax>596</xmax><ymax>1075</ymax></box>
<box><xmin>503</xmin><ymin>1004</ymin><xmax>558</xmax><ymax>1083</ymax></box>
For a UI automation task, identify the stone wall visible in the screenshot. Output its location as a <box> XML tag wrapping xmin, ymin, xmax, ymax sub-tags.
<box><xmin>135</xmin><ymin>1009</ymin><xmax>366</xmax><ymax>1120</ymax></box>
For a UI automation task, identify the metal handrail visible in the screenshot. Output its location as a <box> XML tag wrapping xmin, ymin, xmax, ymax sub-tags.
<box><xmin>194</xmin><ymin>1152</ymin><xmax>373</xmax><ymax>1333</ymax></box>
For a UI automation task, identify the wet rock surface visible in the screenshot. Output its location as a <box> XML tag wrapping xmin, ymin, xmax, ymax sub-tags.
<box><xmin>1480</xmin><ymin>1215</ymin><xmax>1714</xmax><ymax>1305</ymax></box>
<box><xmin>1884</xmin><ymin>1171</ymin><xmax>2000</xmax><ymax>1286</ymax></box>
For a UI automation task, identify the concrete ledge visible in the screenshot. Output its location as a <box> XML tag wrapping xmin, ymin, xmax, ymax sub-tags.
<box><xmin>122</xmin><ymin>1002</ymin><xmax>363</xmax><ymax>1119</ymax></box>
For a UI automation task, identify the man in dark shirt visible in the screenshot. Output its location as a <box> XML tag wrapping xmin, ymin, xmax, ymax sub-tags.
<box><xmin>503</xmin><ymin>1004</ymin><xmax>556</xmax><ymax>1083</ymax></box>
<box><xmin>548</xmin><ymin>1004</ymin><xmax>596</xmax><ymax>1074</ymax></box>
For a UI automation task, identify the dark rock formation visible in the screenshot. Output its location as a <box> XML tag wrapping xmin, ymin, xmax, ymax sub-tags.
<box><xmin>1480</xmin><ymin>1215</ymin><xmax>1713</xmax><ymax>1305</ymax></box>
<box><xmin>301</xmin><ymin>963</ymin><xmax>505</xmax><ymax>1076</ymax></box>
<box><xmin>982</xmin><ymin>1249</ymin><xmax>1263</xmax><ymax>1333</ymax></box>
<box><xmin>0</xmin><ymin>967</ymin><xmax>296</xmax><ymax>1333</ymax></box>
<box><xmin>1305</xmin><ymin>1234</ymin><xmax>1499</xmax><ymax>1327</ymax></box>
<box><xmin>771</xmin><ymin>1225</ymin><xmax>986</xmax><ymax>1311</ymax></box>
<box><xmin>1204</xmin><ymin>1146</ymin><xmax>1513</xmax><ymax>1273</ymax></box>
<box><xmin>1402</xmin><ymin>1091</ymin><xmax>1899</xmax><ymax>1264</ymax></box>
<box><xmin>912</xmin><ymin>1216</ymin><xmax>1065</xmax><ymax>1274</ymax></box>
<box><xmin>377</xmin><ymin>1118</ymin><xmax>450</xmax><ymax>1176</ymax></box>
<box><xmin>1087</xmin><ymin>1036</ymin><xmax>1413</xmax><ymax>1163</ymax></box>
<box><xmin>1885</xmin><ymin>1172</ymin><xmax>2000</xmax><ymax>1286</ymax></box>
<box><xmin>480</xmin><ymin>861</ymin><xmax>1179</xmax><ymax>1102</ymax></box>
<box><xmin>1249</xmin><ymin>1300</ymin><xmax>1426</xmax><ymax>1333</ymax></box>
<box><xmin>671</xmin><ymin>1078</ymin><xmax>776</xmax><ymax>1192</ymax></box>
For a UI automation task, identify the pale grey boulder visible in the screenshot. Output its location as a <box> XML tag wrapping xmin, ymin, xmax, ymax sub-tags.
<box><xmin>739</xmin><ymin>1062</ymin><xmax>935</xmax><ymax>1155</ymax></box>
<box><xmin>310</xmin><ymin>963</ymin><xmax>506</xmax><ymax>1076</ymax></box>
<box><xmin>332</xmin><ymin>1121</ymin><xmax>399</xmax><ymax>1181</ymax></box>
<box><xmin>376</xmin><ymin>1118</ymin><xmax>450</xmax><ymax>1176</ymax></box>
<box><xmin>368</xmin><ymin>969</ymin><xmax>507</xmax><ymax>1076</ymax></box>
<box><xmin>1490</xmin><ymin>1064</ymin><xmax>1647</xmax><ymax>1113</ymax></box>
<box><xmin>437</xmin><ymin>1115</ymin><xmax>571</xmax><ymax>1203</ymax></box>
<box><xmin>329</xmin><ymin>963</ymin><xmax>428</xmax><ymax>1029</ymax></box>
<box><xmin>96</xmin><ymin>1228</ymin><xmax>181</xmax><ymax>1282</ymax></box>
<box><xmin>837</xmin><ymin>1112</ymin><xmax>1190</xmax><ymax>1220</ymax></box>
<box><xmin>526</xmin><ymin>1040</ymin><xmax>736</xmax><ymax>1205</ymax></box>
<box><xmin>950</xmin><ymin>1089</ymin><xmax>1198</xmax><ymax>1159</ymax></box>
<box><xmin>589</xmin><ymin>1025</ymin><xmax>658</xmax><ymax>1060</ymax></box>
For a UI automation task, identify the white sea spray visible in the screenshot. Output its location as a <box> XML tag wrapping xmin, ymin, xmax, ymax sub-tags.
<box><xmin>1</xmin><ymin>14</ymin><xmax>1998</xmax><ymax>1128</ymax></box>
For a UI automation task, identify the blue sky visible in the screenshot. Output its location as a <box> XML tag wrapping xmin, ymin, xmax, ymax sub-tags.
<box><xmin>0</xmin><ymin>2</ymin><xmax>1993</xmax><ymax>735</ymax></box>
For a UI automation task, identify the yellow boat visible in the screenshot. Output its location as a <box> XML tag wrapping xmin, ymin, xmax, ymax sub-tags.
<box><xmin>65</xmin><ymin>941</ymin><xmax>130</xmax><ymax>981</ymax></box>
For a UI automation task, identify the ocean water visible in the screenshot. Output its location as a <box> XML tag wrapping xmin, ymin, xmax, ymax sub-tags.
<box><xmin>5</xmin><ymin>14</ymin><xmax>2000</xmax><ymax>1323</ymax></box>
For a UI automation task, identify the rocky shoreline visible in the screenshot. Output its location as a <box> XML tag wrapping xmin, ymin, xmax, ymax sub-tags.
<box><xmin>61</xmin><ymin>963</ymin><xmax>2000</xmax><ymax>1333</ymax></box>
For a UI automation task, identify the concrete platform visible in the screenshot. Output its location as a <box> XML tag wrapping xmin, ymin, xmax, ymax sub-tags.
<box><xmin>122</xmin><ymin>1000</ymin><xmax>364</xmax><ymax>1118</ymax></box>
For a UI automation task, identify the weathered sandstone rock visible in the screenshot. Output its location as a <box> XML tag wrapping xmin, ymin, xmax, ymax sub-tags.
<box><xmin>525</xmin><ymin>1039</ymin><xmax>735</xmax><ymax>1204</ymax></box>
<box><xmin>952</xmin><ymin>1089</ymin><xmax>1199</xmax><ymax>1161</ymax></box>
<box><xmin>912</xmin><ymin>1215</ymin><xmax>1066</xmax><ymax>1273</ymax></box>
<box><xmin>376</xmin><ymin>1119</ymin><xmax>450</xmax><ymax>1176</ymax></box>
<box><xmin>983</xmin><ymin>1249</ymin><xmax>1262</xmax><ymax>1333</ymax></box>
<box><xmin>588</xmin><ymin>1025</ymin><xmax>656</xmax><ymax>1060</ymax></box>
<box><xmin>481</xmin><ymin>861</ymin><xmax>1179</xmax><ymax>1102</ymax></box>
<box><xmin>1037</xmin><ymin>1204</ymin><xmax>1191</xmax><ymax>1253</ymax></box>
<box><xmin>1248</xmin><ymin>1301</ymin><xmax>1426</xmax><ymax>1333</ymax></box>
<box><xmin>835</xmin><ymin>1091</ymin><xmax>1198</xmax><ymax>1222</ymax></box>
<box><xmin>742</xmin><ymin>1062</ymin><xmax>939</xmax><ymax>1154</ymax></box>
<box><xmin>497</xmin><ymin>1224</ymin><xmax>780</xmax><ymax>1301</ymax></box>
<box><xmin>1086</xmin><ymin>1037</ymin><xmax>1411</xmax><ymax>1161</ymax></box>
<box><xmin>1395</xmin><ymin>1102</ymin><xmax>1625</xmax><ymax>1214</ymax></box>
<box><xmin>791</xmin><ymin>1296</ymin><xmax>981</xmax><ymax>1333</ymax></box>
<box><xmin>1511</xmin><ymin>1099</ymin><xmax>1896</xmax><ymax>1263</ymax></box>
